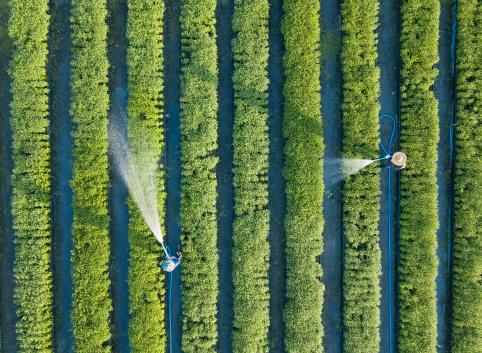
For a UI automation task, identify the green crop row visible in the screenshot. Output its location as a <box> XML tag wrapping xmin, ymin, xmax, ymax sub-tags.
<box><xmin>451</xmin><ymin>1</ymin><xmax>482</xmax><ymax>352</ymax></box>
<box><xmin>9</xmin><ymin>0</ymin><xmax>53</xmax><ymax>351</ymax></box>
<box><xmin>281</xmin><ymin>1</ymin><xmax>324</xmax><ymax>352</ymax></box>
<box><xmin>398</xmin><ymin>1</ymin><xmax>440</xmax><ymax>352</ymax></box>
<box><xmin>70</xmin><ymin>0</ymin><xmax>112</xmax><ymax>351</ymax></box>
<box><xmin>340</xmin><ymin>0</ymin><xmax>381</xmax><ymax>351</ymax></box>
<box><xmin>179</xmin><ymin>0</ymin><xmax>219</xmax><ymax>352</ymax></box>
<box><xmin>231</xmin><ymin>0</ymin><xmax>270</xmax><ymax>352</ymax></box>
<box><xmin>126</xmin><ymin>1</ymin><xmax>166</xmax><ymax>352</ymax></box>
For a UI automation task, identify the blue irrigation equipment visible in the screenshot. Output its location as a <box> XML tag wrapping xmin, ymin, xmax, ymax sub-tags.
<box><xmin>166</xmin><ymin>245</ymin><xmax>175</xmax><ymax>353</ymax></box>
<box><xmin>379</xmin><ymin>114</ymin><xmax>397</xmax><ymax>353</ymax></box>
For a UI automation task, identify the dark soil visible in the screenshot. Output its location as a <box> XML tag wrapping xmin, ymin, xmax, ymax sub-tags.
<box><xmin>164</xmin><ymin>1</ymin><xmax>183</xmax><ymax>351</ymax></box>
<box><xmin>47</xmin><ymin>0</ymin><xmax>74</xmax><ymax>352</ymax></box>
<box><xmin>267</xmin><ymin>1</ymin><xmax>286</xmax><ymax>352</ymax></box>
<box><xmin>0</xmin><ymin>3</ymin><xmax>16</xmax><ymax>352</ymax></box>
<box><xmin>107</xmin><ymin>0</ymin><xmax>130</xmax><ymax>351</ymax></box>
<box><xmin>319</xmin><ymin>0</ymin><xmax>343</xmax><ymax>352</ymax></box>
<box><xmin>215</xmin><ymin>1</ymin><xmax>235</xmax><ymax>352</ymax></box>
<box><xmin>434</xmin><ymin>1</ymin><xmax>456</xmax><ymax>351</ymax></box>
<box><xmin>377</xmin><ymin>0</ymin><xmax>401</xmax><ymax>352</ymax></box>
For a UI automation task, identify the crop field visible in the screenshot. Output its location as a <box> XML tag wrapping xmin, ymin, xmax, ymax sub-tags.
<box><xmin>0</xmin><ymin>1</ymin><xmax>480</xmax><ymax>353</ymax></box>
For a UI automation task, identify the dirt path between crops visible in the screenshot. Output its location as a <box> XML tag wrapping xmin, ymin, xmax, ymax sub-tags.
<box><xmin>434</xmin><ymin>1</ymin><xmax>456</xmax><ymax>352</ymax></box>
<box><xmin>164</xmin><ymin>1</ymin><xmax>182</xmax><ymax>351</ymax></box>
<box><xmin>0</xmin><ymin>3</ymin><xmax>16</xmax><ymax>353</ymax></box>
<box><xmin>377</xmin><ymin>0</ymin><xmax>401</xmax><ymax>352</ymax></box>
<box><xmin>267</xmin><ymin>1</ymin><xmax>286</xmax><ymax>352</ymax></box>
<box><xmin>215</xmin><ymin>1</ymin><xmax>235</xmax><ymax>352</ymax></box>
<box><xmin>48</xmin><ymin>1</ymin><xmax>74</xmax><ymax>352</ymax></box>
<box><xmin>107</xmin><ymin>0</ymin><xmax>130</xmax><ymax>351</ymax></box>
<box><xmin>320</xmin><ymin>0</ymin><xmax>343</xmax><ymax>351</ymax></box>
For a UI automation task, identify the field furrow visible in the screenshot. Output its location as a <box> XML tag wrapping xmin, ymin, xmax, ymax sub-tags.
<box><xmin>451</xmin><ymin>1</ymin><xmax>482</xmax><ymax>352</ymax></box>
<box><xmin>377</xmin><ymin>0</ymin><xmax>401</xmax><ymax>352</ymax></box>
<box><xmin>126</xmin><ymin>1</ymin><xmax>166</xmax><ymax>352</ymax></box>
<box><xmin>434</xmin><ymin>0</ymin><xmax>456</xmax><ymax>350</ymax></box>
<box><xmin>107</xmin><ymin>0</ymin><xmax>129</xmax><ymax>350</ymax></box>
<box><xmin>70</xmin><ymin>0</ymin><xmax>112</xmax><ymax>351</ymax></box>
<box><xmin>231</xmin><ymin>1</ymin><xmax>270</xmax><ymax>352</ymax></box>
<box><xmin>398</xmin><ymin>1</ymin><xmax>440</xmax><ymax>352</ymax></box>
<box><xmin>48</xmin><ymin>0</ymin><xmax>75</xmax><ymax>351</ymax></box>
<box><xmin>320</xmin><ymin>0</ymin><xmax>343</xmax><ymax>351</ymax></box>
<box><xmin>0</xmin><ymin>1</ymin><xmax>15</xmax><ymax>351</ymax></box>
<box><xmin>340</xmin><ymin>0</ymin><xmax>381</xmax><ymax>352</ymax></box>
<box><xmin>9</xmin><ymin>0</ymin><xmax>53</xmax><ymax>351</ymax></box>
<box><xmin>179</xmin><ymin>0</ymin><xmax>219</xmax><ymax>351</ymax></box>
<box><xmin>163</xmin><ymin>0</ymin><xmax>183</xmax><ymax>351</ymax></box>
<box><xmin>281</xmin><ymin>1</ymin><xmax>324</xmax><ymax>352</ymax></box>
<box><xmin>266</xmin><ymin>1</ymin><xmax>286</xmax><ymax>352</ymax></box>
<box><xmin>215</xmin><ymin>1</ymin><xmax>234</xmax><ymax>351</ymax></box>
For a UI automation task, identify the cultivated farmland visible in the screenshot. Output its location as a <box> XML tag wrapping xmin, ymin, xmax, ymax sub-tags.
<box><xmin>341</xmin><ymin>0</ymin><xmax>381</xmax><ymax>351</ymax></box>
<box><xmin>0</xmin><ymin>1</ymin><xmax>479</xmax><ymax>353</ymax></box>
<box><xmin>451</xmin><ymin>1</ymin><xmax>482</xmax><ymax>352</ymax></box>
<box><xmin>9</xmin><ymin>1</ymin><xmax>53</xmax><ymax>351</ymax></box>
<box><xmin>231</xmin><ymin>0</ymin><xmax>270</xmax><ymax>352</ymax></box>
<box><xmin>398</xmin><ymin>1</ymin><xmax>440</xmax><ymax>352</ymax></box>
<box><xmin>282</xmin><ymin>1</ymin><xmax>324</xmax><ymax>352</ymax></box>
<box><xmin>126</xmin><ymin>0</ymin><xmax>166</xmax><ymax>352</ymax></box>
<box><xmin>70</xmin><ymin>0</ymin><xmax>112</xmax><ymax>351</ymax></box>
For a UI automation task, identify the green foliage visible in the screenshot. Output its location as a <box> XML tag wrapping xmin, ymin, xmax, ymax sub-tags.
<box><xmin>126</xmin><ymin>1</ymin><xmax>166</xmax><ymax>352</ymax></box>
<box><xmin>70</xmin><ymin>0</ymin><xmax>112</xmax><ymax>351</ymax></box>
<box><xmin>231</xmin><ymin>1</ymin><xmax>270</xmax><ymax>352</ymax></box>
<box><xmin>9</xmin><ymin>0</ymin><xmax>53</xmax><ymax>351</ymax></box>
<box><xmin>398</xmin><ymin>1</ymin><xmax>440</xmax><ymax>352</ymax></box>
<box><xmin>179</xmin><ymin>0</ymin><xmax>218</xmax><ymax>352</ymax></box>
<box><xmin>451</xmin><ymin>1</ymin><xmax>482</xmax><ymax>352</ymax></box>
<box><xmin>281</xmin><ymin>1</ymin><xmax>324</xmax><ymax>352</ymax></box>
<box><xmin>340</xmin><ymin>0</ymin><xmax>381</xmax><ymax>352</ymax></box>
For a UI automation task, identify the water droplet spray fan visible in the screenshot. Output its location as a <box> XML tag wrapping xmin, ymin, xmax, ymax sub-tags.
<box><xmin>110</xmin><ymin>124</ymin><xmax>182</xmax><ymax>273</ymax></box>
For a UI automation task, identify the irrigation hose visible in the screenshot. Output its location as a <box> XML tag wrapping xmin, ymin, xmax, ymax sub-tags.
<box><xmin>380</xmin><ymin>114</ymin><xmax>396</xmax><ymax>353</ymax></box>
<box><xmin>166</xmin><ymin>245</ymin><xmax>174</xmax><ymax>353</ymax></box>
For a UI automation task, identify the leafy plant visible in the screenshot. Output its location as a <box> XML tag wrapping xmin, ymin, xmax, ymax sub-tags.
<box><xmin>9</xmin><ymin>0</ymin><xmax>53</xmax><ymax>351</ymax></box>
<box><xmin>231</xmin><ymin>0</ymin><xmax>270</xmax><ymax>352</ymax></box>
<box><xmin>282</xmin><ymin>1</ymin><xmax>324</xmax><ymax>352</ymax></box>
<box><xmin>70</xmin><ymin>0</ymin><xmax>112</xmax><ymax>351</ymax></box>
<box><xmin>451</xmin><ymin>1</ymin><xmax>482</xmax><ymax>352</ymax></box>
<box><xmin>126</xmin><ymin>1</ymin><xmax>166</xmax><ymax>352</ymax></box>
<box><xmin>398</xmin><ymin>1</ymin><xmax>440</xmax><ymax>352</ymax></box>
<box><xmin>179</xmin><ymin>1</ymin><xmax>219</xmax><ymax>352</ymax></box>
<box><xmin>340</xmin><ymin>1</ymin><xmax>381</xmax><ymax>351</ymax></box>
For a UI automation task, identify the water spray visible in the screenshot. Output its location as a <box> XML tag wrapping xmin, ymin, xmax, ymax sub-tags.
<box><xmin>110</xmin><ymin>123</ymin><xmax>181</xmax><ymax>273</ymax></box>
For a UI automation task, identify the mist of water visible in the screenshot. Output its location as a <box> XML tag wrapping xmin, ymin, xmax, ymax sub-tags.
<box><xmin>109</xmin><ymin>124</ymin><xmax>164</xmax><ymax>244</ymax></box>
<box><xmin>324</xmin><ymin>158</ymin><xmax>375</xmax><ymax>185</ymax></box>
